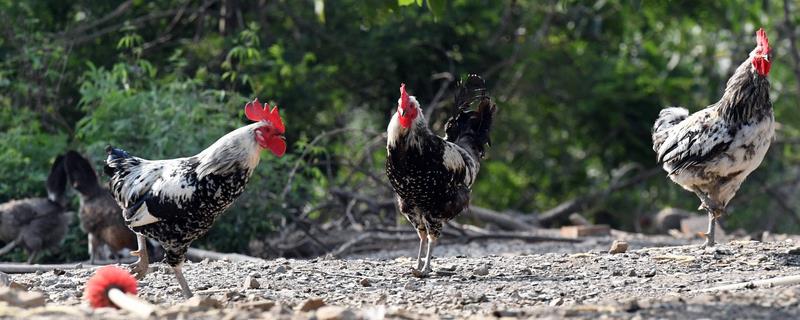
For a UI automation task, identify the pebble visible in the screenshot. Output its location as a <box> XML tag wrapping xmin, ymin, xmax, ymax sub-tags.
<box><xmin>609</xmin><ymin>240</ymin><xmax>629</xmax><ymax>254</ymax></box>
<box><xmin>242</xmin><ymin>275</ymin><xmax>260</xmax><ymax>289</ymax></box>
<box><xmin>298</xmin><ymin>297</ymin><xmax>326</xmax><ymax>312</ymax></box>
<box><xmin>359</xmin><ymin>278</ymin><xmax>371</xmax><ymax>287</ymax></box>
<box><xmin>316</xmin><ymin>305</ymin><xmax>356</xmax><ymax>320</ymax></box>
<box><xmin>474</xmin><ymin>265</ymin><xmax>490</xmax><ymax>276</ymax></box>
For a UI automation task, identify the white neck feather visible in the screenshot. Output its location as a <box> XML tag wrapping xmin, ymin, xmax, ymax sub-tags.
<box><xmin>196</xmin><ymin>122</ymin><xmax>263</xmax><ymax>179</ymax></box>
<box><xmin>386</xmin><ymin>96</ymin><xmax>426</xmax><ymax>151</ymax></box>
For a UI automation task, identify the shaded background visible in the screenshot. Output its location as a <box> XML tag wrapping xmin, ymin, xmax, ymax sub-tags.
<box><xmin>2</xmin><ymin>0</ymin><xmax>800</xmax><ymax>262</ymax></box>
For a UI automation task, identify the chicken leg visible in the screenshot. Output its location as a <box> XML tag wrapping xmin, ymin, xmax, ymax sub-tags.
<box><xmin>0</xmin><ymin>236</ymin><xmax>20</xmax><ymax>256</ymax></box>
<box><xmin>128</xmin><ymin>234</ymin><xmax>149</xmax><ymax>279</ymax></box>
<box><xmin>26</xmin><ymin>251</ymin><xmax>39</xmax><ymax>264</ymax></box>
<box><xmin>419</xmin><ymin>234</ymin><xmax>436</xmax><ymax>275</ymax></box>
<box><xmin>172</xmin><ymin>263</ymin><xmax>193</xmax><ymax>298</ymax></box>
<box><xmin>695</xmin><ymin>191</ymin><xmax>722</xmax><ymax>248</ymax></box>
<box><xmin>414</xmin><ymin>229</ymin><xmax>427</xmax><ymax>271</ymax></box>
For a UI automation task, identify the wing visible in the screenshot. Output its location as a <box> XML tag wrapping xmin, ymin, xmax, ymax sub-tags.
<box><xmin>656</xmin><ymin>108</ymin><xmax>733</xmax><ymax>174</ymax></box>
<box><xmin>442</xmin><ymin>141</ymin><xmax>479</xmax><ymax>187</ymax></box>
<box><xmin>108</xmin><ymin>157</ymin><xmax>197</xmax><ymax>227</ymax></box>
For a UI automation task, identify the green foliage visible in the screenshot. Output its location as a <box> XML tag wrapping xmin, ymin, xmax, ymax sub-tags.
<box><xmin>2</xmin><ymin>0</ymin><xmax>800</xmax><ymax>262</ymax></box>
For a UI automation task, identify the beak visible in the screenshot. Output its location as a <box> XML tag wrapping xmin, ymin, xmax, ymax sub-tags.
<box><xmin>399</xmin><ymin>108</ymin><xmax>406</xmax><ymax>117</ymax></box>
<box><xmin>763</xmin><ymin>54</ymin><xmax>769</xmax><ymax>62</ymax></box>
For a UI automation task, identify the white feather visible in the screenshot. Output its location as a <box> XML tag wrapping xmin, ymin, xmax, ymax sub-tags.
<box><xmin>127</xmin><ymin>202</ymin><xmax>161</xmax><ymax>227</ymax></box>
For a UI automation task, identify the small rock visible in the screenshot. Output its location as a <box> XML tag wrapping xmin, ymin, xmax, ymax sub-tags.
<box><xmin>298</xmin><ymin>297</ymin><xmax>326</xmax><ymax>312</ymax></box>
<box><xmin>182</xmin><ymin>296</ymin><xmax>223</xmax><ymax>309</ymax></box>
<box><xmin>235</xmin><ymin>300</ymin><xmax>275</xmax><ymax>311</ymax></box>
<box><xmin>403</xmin><ymin>281</ymin><xmax>419</xmax><ymax>291</ymax></box>
<box><xmin>620</xmin><ymin>298</ymin><xmax>640</xmax><ymax>312</ymax></box>
<box><xmin>241</xmin><ymin>275</ymin><xmax>260</xmax><ymax>290</ymax></box>
<box><xmin>274</xmin><ymin>265</ymin><xmax>287</xmax><ymax>274</ymax></box>
<box><xmin>0</xmin><ymin>288</ymin><xmax>46</xmax><ymax>308</ymax></box>
<box><xmin>316</xmin><ymin>305</ymin><xmax>356</xmax><ymax>320</ymax></box>
<box><xmin>787</xmin><ymin>247</ymin><xmax>800</xmax><ymax>255</ymax></box>
<box><xmin>0</xmin><ymin>272</ymin><xmax>9</xmax><ymax>286</ymax></box>
<box><xmin>628</xmin><ymin>269</ymin><xmax>637</xmax><ymax>277</ymax></box>
<box><xmin>474</xmin><ymin>265</ymin><xmax>490</xmax><ymax>276</ymax></box>
<box><xmin>609</xmin><ymin>240</ymin><xmax>629</xmax><ymax>254</ymax></box>
<box><xmin>549</xmin><ymin>297</ymin><xmax>564</xmax><ymax>306</ymax></box>
<box><xmin>51</xmin><ymin>269</ymin><xmax>66</xmax><ymax>276</ymax></box>
<box><xmin>359</xmin><ymin>278</ymin><xmax>371</xmax><ymax>287</ymax></box>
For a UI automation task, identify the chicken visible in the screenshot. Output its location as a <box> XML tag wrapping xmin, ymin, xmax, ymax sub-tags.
<box><xmin>104</xmin><ymin>99</ymin><xmax>286</xmax><ymax>297</ymax></box>
<box><xmin>653</xmin><ymin>28</ymin><xmax>773</xmax><ymax>247</ymax></box>
<box><xmin>386</xmin><ymin>75</ymin><xmax>497</xmax><ymax>275</ymax></box>
<box><xmin>64</xmin><ymin>150</ymin><xmax>137</xmax><ymax>264</ymax></box>
<box><xmin>0</xmin><ymin>155</ymin><xmax>72</xmax><ymax>263</ymax></box>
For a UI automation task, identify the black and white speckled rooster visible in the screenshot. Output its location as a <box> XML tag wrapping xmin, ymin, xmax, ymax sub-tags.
<box><xmin>653</xmin><ymin>28</ymin><xmax>774</xmax><ymax>247</ymax></box>
<box><xmin>386</xmin><ymin>75</ymin><xmax>497</xmax><ymax>275</ymax></box>
<box><xmin>104</xmin><ymin>99</ymin><xmax>285</xmax><ymax>297</ymax></box>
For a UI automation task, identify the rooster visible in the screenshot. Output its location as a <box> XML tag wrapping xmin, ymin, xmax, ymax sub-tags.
<box><xmin>386</xmin><ymin>75</ymin><xmax>497</xmax><ymax>275</ymax></box>
<box><xmin>104</xmin><ymin>99</ymin><xmax>285</xmax><ymax>297</ymax></box>
<box><xmin>64</xmin><ymin>150</ymin><xmax>137</xmax><ymax>264</ymax></box>
<box><xmin>653</xmin><ymin>28</ymin><xmax>773</xmax><ymax>247</ymax></box>
<box><xmin>0</xmin><ymin>155</ymin><xmax>72</xmax><ymax>263</ymax></box>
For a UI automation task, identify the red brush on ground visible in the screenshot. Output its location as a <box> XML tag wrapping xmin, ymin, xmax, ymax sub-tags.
<box><xmin>84</xmin><ymin>266</ymin><xmax>156</xmax><ymax>317</ymax></box>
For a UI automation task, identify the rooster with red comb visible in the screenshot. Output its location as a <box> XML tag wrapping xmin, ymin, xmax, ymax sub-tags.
<box><xmin>386</xmin><ymin>75</ymin><xmax>497</xmax><ymax>276</ymax></box>
<box><xmin>104</xmin><ymin>99</ymin><xmax>285</xmax><ymax>297</ymax></box>
<box><xmin>653</xmin><ymin>28</ymin><xmax>774</xmax><ymax>247</ymax></box>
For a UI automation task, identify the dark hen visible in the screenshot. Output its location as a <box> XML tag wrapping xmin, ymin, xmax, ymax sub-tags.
<box><xmin>0</xmin><ymin>155</ymin><xmax>72</xmax><ymax>263</ymax></box>
<box><xmin>64</xmin><ymin>150</ymin><xmax>137</xmax><ymax>264</ymax></box>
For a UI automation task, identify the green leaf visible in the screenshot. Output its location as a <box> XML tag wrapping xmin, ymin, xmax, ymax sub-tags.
<box><xmin>427</xmin><ymin>0</ymin><xmax>445</xmax><ymax>19</ymax></box>
<box><xmin>398</xmin><ymin>0</ymin><xmax>416</xmax><ymax>6</ymax></box>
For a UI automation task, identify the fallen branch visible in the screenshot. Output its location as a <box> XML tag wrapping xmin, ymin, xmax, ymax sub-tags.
<box><xmin>697</xmin><ymin>274</ymin><xmax>800</xmax><ymax>292</ymax></box>
<box><xmin>0</xmin><ymin>263</ymin><xmax>85</xmax><ymax>274</ymax></box>
<box><xmin>466</xmin><ymin>206</ymin><xmax>539</xmax><ymax>231</ymax></box>
<box><xmin>186</xmin><ymin>248</ymin><xmax>263</xmax><ymax>263</ymax></box>
<box><xmin>537</xmin><ymin>166</ymin><xmax>662</xmax><ymax>227</ymax></box>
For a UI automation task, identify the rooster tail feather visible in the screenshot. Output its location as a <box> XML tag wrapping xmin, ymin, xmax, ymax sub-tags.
<box><xmin>445</xmin><ymin>75</ymin><xmax>497</xmax><ymax>159</ymax></box>
<box><xmin>46</xmin><ymin>154</ymin><xmax>68</xmax><ymax>206</ymax></box>
<box><xmin>652</xmin><ymin>107</ymin><xmax>689</xmax><ymax>155</ymax></box>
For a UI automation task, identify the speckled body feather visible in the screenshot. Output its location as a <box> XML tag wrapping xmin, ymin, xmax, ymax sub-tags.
<box><xmin>104</xmin><ymin>123</ymin><xmax>263</xmax><ymax>266</ymax></box>
<box><xmin>653</xmin><ymin>40</ymin><xmax>773</xmax><ymax>215</ymax></box>
<box><xmin>386</xmin><ymin>76</ymin><xmax>496</xmax><ymax>240</ymax></box>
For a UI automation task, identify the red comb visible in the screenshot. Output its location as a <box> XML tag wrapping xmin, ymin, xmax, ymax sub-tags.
<box><xmin>400</xmin><ymin>83</ymin><xmax>410</xmax><ymax>110</ymax></box>
<box><xmin>245</xmin><ymin>98</ymin><xmax>285</xmax><ymax>133</ymax></box>
<box><xmin>84</xmin><ymin>266</ymin><xmax>138</xmax><ymax>309</ymax></box>
<box><xmin>756</xmin><ymin>28</ymin><xmax>770</xmax><ymax>54</ymax></box>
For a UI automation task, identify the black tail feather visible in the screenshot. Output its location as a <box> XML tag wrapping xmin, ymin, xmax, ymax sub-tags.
<box><xmin>46</xmin><ymin>155</ymin><xmax>67</xmax><ymax>206</ymax></box>
<box><xmin>445</xmin><ymin>75</ymin><xmax>498</xmax><ymax>159</ymax></box>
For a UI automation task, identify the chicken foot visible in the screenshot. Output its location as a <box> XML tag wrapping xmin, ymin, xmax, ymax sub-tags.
<box><xmin>128</xmin><ymin>234</ymin><xmax>149</xmax><ymax>279</ymax></box>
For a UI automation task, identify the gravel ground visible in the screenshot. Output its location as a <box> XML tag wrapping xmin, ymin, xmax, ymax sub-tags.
<box><xmin>4</xmin><ymin>232</ymin><xmax>800</xmax><ymax>319</ymax></box>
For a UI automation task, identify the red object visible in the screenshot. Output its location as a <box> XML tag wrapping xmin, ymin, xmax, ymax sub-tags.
<box><xmin>753</xmin><ymin>28</ymin><xmax>771</xmax><ymax>76</ymax></box>
<box><xmin>245</xmin><ymin>98</ymin><xmax>285</xmax><ymax>133</ymax></box>
<box><xmin>245</xmin><ymin>98</ymin><xmax>287</xmax><ymax>156</ymax></box>
<box><xmin>84</xmin><ymin>266</ymin><xmax>138</xmax><ymax>308</ymax></box>
<box><xmin>397</xmin><ymin>83</ymin><xmax>418</xmax><ymax>128</ymax></box>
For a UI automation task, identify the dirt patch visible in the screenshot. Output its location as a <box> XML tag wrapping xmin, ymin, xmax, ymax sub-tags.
<box><xmin>5</xmin><ymin>234</ymin><xmax>800</xmax><ymax>319</ymax></box>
